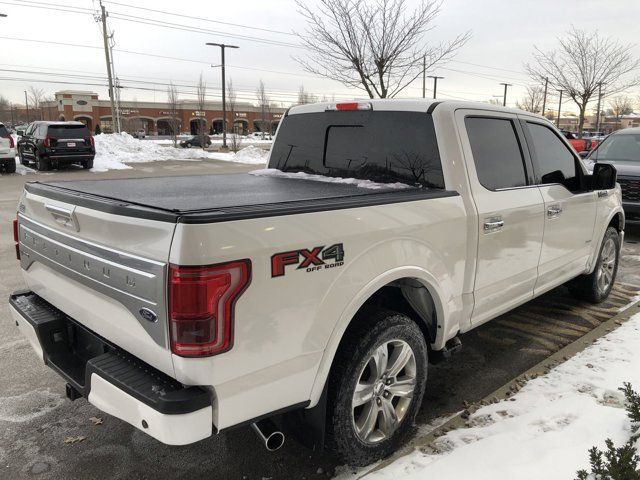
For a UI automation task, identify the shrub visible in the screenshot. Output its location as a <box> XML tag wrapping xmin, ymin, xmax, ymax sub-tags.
<box><xmin>576</xmin><ymin>383</ymin><xmax>640</xmax><ymax>479</ymax></box>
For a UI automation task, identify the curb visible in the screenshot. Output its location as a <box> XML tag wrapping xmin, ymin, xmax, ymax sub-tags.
<box><xmin>363</xmin><ymin>298</ymin><xmax>640</xmax><ymax>477</ymax></box>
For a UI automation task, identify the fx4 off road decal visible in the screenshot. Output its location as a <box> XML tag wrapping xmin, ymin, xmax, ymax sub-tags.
<box><xmin>271</xmin><ymin>243</ymin><xmax>345</xmax><ymax>277</ymax></box>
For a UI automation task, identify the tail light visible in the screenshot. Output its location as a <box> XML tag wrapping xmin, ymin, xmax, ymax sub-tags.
<box><xmin>169</xmin><ymin>259</ymin><xmax>251</xmax><ymax>357</ymax></box>
<box><xmin>89</xmin><ymin>136</ymin><xmax>95</xmax><ymax>147</ymax></box>
<box><xmin>13</xmin><ymin>217</ymin><xmax>20</xmax><ymax>260</ymax></box>
<box><xmin>9</xmin><ymin>135</ymin><xmax>14</xmax><ymax>148</ymax></box>
<box><xmin>43</xmin><ymin>136</ymin><xmax>51</xmax><ymax>147</ymax></box>
<box><xmin>326</xmin><ymin>102</ymin><xmax>372</xmax><ymax>111</ymax></box>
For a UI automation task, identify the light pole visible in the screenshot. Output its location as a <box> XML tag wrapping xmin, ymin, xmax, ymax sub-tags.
<box><xmin>556</xmin><ymin>90</ymin><xmax>563</xmax><ymax>128</ymax></box>
<box><xmin>24</xmin><ymin>90</ymin><xmax>30</xmax><ymax>122</ymax></box>
<box><xmin>427</xmin><ymin>76</ymin><xmax>444</xmax><ymax>99</ymax></box>
<box><xmin>206</xmin><ymin>42</ymin><xmax>239</xmax><ymax>150</ymax></box>
<box><xmin>499</xmin><ymin>83</ymin><xmax>512</xmax><ymax>107</ymax></box>
<box><xmin>0</xmin><ymin>13</ymin><xmax>7</xmax><ymax>17</ymax></box>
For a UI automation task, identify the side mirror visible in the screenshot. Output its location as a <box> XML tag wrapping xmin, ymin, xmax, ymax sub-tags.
<box><xmin>578</xmin><ymin>151</ymin><xmax>589</xmax><ymax>158</ymax></box>
<box><xmin>593</xmin><ymin>163</ymin><xmax>617</xmax><ymax>190</ymax></box>
<box><xmin>17</xmin><ymin>129</ymin><xmax>24</xmax><ymax>136</ymax></box>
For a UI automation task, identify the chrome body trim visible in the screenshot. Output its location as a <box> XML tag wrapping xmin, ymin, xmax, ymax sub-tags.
<box><xmin>17</xmin><ymin>214</ymin><xmax>168</xmax><ymax>346</ymax></box>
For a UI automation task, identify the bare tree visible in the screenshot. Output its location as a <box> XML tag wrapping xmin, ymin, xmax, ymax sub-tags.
<box><xmin>526</xmin><ymin>27</ymin><xmax>640</xmax><ymax>137</ymax></box>
<box><xmin>195</xmin><ymin>73</ymin><xmax>207</xmax><ymax>149</ymax></box>
<box><xmin>28</xmin><ymin>86</ymin><xmax>46</xmax><ymax>120</ymax></box>
<box><xmin>608</xmin><ymin>95</ymin><xmax>634</xmax><ymax>128</ymax></box>
<box><xmin>516</xmin><ymin>86</ymin><xmax>546</xmax><ymax>114</ymax></box>
<box><xmin>294</xmin><ymin>0</ymin><xmax>470</xmax><ymax>98</ymax></box>
<box><xmin>297</xmin><ymin>85</ymin><xmax>317</xmax><ymax>104</ymax></box>
<box><xmin>167</xmin><ymin>82</ymin><xmax>180</xmax><ymax>147</ymax></box>
<box><xmin>0</xmin><ymin>95</ymin><xmax>10</xmax><ymax>123</ymax></box>
<box><xmin>256</xmin><ymin>80</ymin><xmax>270</xmax><ymax>139</ymax></box>
<box><xmin>227</xmin><ymin>79</ymin><xmax>242</xmax><ymax>152</ymax></box>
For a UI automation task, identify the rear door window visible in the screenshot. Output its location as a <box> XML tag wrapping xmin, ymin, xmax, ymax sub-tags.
<box><xmin>48</xmin><ymin>124</ymin><xmax>90</xmax><ymax>139</ymax></box>
<box><xmin>465</xmin><ymin>117</ymin><xmax>528</xmax><ymax>190</ymax></box>
<box><xmin>269</xmin><ymin>111</ymin><xmax>444</xmax><ymax>188</ymax></box>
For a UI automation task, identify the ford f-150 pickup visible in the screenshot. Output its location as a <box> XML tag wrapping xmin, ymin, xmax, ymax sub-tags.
<box><xmin>9</xmin><ymin>99</ymin><xmax>623</xmax><ymax>465</ymax></box>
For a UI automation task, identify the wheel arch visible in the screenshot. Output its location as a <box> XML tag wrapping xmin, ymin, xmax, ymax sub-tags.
<box><xmin>307</xmin><ymin>266</ymin><xmax>449</xmax><ymax>407</ymax></box>
<box><xmin>587</xmin><ymin>207</ymin><xmax>624</xmax><ymax>274</ymax></box>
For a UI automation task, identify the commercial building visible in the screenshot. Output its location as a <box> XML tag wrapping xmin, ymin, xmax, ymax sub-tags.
<box><xmin>35</xmin><ymin>90</ymin><xmax>287</xmax><ymax>135</ymax></box>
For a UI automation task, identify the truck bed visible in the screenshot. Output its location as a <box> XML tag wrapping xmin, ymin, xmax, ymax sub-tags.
<box><xmin>24</xmin><ymin>173</ymin><xmax>457</xmax><ymax>224</ymax></box>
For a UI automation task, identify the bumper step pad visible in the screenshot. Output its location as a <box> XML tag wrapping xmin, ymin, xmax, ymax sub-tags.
<box><xmin>10</xmin><ymin>291</ymin><xmax>210</xmax><ymax>415</ymax></box>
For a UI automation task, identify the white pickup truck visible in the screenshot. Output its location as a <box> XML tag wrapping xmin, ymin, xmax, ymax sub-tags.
<box><xmin>9</xmin><ymin>99</ymin><xmax>623</xmax><ymax>465</ymax></box>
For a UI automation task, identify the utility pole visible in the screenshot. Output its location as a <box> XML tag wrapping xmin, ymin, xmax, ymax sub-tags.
<box><xmin>24</xmin><ymin>90</ymin><xmax>29</xmax><ymax>122</ymax></box>
<box><xmin>206</xmin><ymin>42</ymin><xmax>239</xmax><ymax>150</ymax></box>
<box><xmin>556</xmin><ymin>90</ymin><xmax>563</xmax><ymax>128</ymax></box>
<box><xmin>427</xmin><ymin>75</ymin><xmax>444</xmax><ymax>99</ymax></box>
<box><xmin>98</xmin><ymin>1</ymin><xmax>118</xmax><ymax>133</ymax></box>
<box><xmin>595</xmin><ymin>82</ymin><xmax>603</xmax><ymax>134</ymax></box>
<box><xmin>10</xmin><ymin>103</ymin><xmax>14</xmax><ymax>125</ymax></box>
<box><xmin>541</xmin><ymin>77</ymin><xmax>549</xmax><ymax>117</ymax></box>
<box><xmin>499</xmin><ymin>83</ymin><xmax>512</xmax><ymax>107</ymax></box>
<box><xmin>107</xmin><ymin>31</ymin><xmax>122</xmax><ymax>133</ymax></box>
<box><xmin>422</xmin><ymin>55</ymin><xmax>426</xmax><ymax>99</ymax></box>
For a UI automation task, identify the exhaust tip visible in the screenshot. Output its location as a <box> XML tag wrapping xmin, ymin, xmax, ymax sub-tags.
<box><xmin>251</xmin><ymin>419</ymin><xmax>285</xmax><ymax>451</ymax></box>
<box><xmin>265</xmin><ymin>431</ymin><xmax>285</xmax><ymax>451</ymax></box>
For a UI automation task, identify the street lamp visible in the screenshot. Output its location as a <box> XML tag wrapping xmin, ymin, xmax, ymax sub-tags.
<box><xmin>206</xmin><ymin>42</ymin><xmax>239</xmax><ymax>150</ymax></box>
<box><xmin>0</xmin><ymin>13</ymin><xmax>7</xmax><ymax>17</ymax></box>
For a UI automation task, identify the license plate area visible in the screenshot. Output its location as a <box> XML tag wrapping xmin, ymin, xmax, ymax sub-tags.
<box><xmin>66</xmin><ymin>142</ymin><xmax>76</xmax><ymax>147</ymax></box>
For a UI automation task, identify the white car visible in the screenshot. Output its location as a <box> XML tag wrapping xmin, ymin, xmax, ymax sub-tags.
<box><xmin>249</xmin><ymin>131</ymin><xmax>271</xmax><ymax>140</ymax></box>
<box><xmin>133</xmin><ymin>129</ymin><xmax>146</xmax><ymax>139</ymax></box>
<box><xmin>0</xmin><ymin>122</ymin><xmax>16</xmax><ymax>173</ymax></box>
<box><xmin>9</xmin><ymin>99</ymin><xmax>623</xmax><ymax>465</ymax></box>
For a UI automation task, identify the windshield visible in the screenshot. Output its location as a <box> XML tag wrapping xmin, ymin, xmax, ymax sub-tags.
<box><xmin>590</xmin><ymin>133</ymin><xmax>640</xmax><ymax>163</ymax></box>
<box><xmin>268</xmin><ymin>110</ymin><xmax>444</xmax><ymax>188</ymax></box>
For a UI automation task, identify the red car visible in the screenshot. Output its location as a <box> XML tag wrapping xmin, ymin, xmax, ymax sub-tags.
<box><xmin>561</xmin><ymin>130</ymin><xmax>599</xmax><ymax>153</ymax></box>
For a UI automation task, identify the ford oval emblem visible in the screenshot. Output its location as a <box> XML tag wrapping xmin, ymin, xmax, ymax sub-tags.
<box><xmin>139</xmin><ymin>308</ymin><xmax>158</xmax><ymax>323</ymax></box>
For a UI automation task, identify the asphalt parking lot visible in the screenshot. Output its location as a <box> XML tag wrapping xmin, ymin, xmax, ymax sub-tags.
<box><xmin>1</xmin><ymin>162</ymin><xmax>639</xmax><ymax>479</ymax></box>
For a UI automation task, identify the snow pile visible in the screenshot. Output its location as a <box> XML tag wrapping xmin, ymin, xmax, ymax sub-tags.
<box><xmin>363</xmin><ymin>311</ymin><xmax>640</xmax><ymax>480</ymax></box>
<box><xmin>248</xmin><ymin>168</ymin><xmax>414</xmax><ymax>190</ymax></box>
<box><xmin>92</xmin><ymin>133</ymin><xmax>268</xmax><ymax>172</ymax></box>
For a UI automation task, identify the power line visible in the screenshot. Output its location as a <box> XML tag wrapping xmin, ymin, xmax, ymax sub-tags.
<box><xmin>102</xmin><ymin>0</ymin><xmax>295</xmax><ymax>36</ymax></box>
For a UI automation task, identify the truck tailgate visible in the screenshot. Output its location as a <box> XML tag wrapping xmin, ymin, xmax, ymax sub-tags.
<box><xmin>16</xmin><ymin>189</ymin><xmax>176</xmax><ymax>377</ymax></box>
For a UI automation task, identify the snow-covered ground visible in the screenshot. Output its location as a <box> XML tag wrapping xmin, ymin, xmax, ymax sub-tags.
<box><xmin>92</xmin><ymin>133</ymin><xmax>269</xmax><ymax>172</ymax></box>
<box><xmin>348</xmin><ymin>311</ymin><xmax>640</xmax><ymax>480</ymax></box>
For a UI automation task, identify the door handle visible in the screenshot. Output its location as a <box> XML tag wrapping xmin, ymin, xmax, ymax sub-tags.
<box><xmin>547</xmin><ymin>205</ymin><xmax>562</xmax><ymax>218</ymax></box>
<box><xmin>483</xmin><ymin>219</ymin><xmax>504</xmax><ymax>233</ymax></box>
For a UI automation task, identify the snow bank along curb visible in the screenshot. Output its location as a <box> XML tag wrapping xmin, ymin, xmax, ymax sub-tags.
<box><xmin>365</xmin><ymin>298</ymin><xmax>640</xmax><ymax>477</ymax></box>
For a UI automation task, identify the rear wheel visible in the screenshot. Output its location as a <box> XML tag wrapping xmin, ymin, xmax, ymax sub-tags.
<box><xmin>326</xmin><ymin>307</ymin><xmax>428</xmax><ymax>466</ymax></box>
<box><xmin>35</xmin><ymin>152</ymin><xmax>49</xmax><ymax>171</ymax></box>
<box><xmin>82</xmin><ymin>159</ymin><xmax>94</xmax><ymax>169</ymax></box>
<box><xmin>18</xmin><ymin>148</ymin><xmax>27</xmax><ymax>166</ymax></box>
<box><xmin>568</xmin><ymin>227</ymin><xmax>620</xmax><ymax>303</ymax></box>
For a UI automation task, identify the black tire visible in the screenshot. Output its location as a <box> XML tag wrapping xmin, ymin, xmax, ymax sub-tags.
<box><xmin>326</xmin><ymin>307</ymin><xmax>428</xmax><ymax>466</ymax></box>
<box><xmin>82</xmin><ymin>159</ymin><xmax>94</xmax><ymax>169</ymax></box>
<box><xmin>35</xmin><ymin>151</ymin><xmax>49</xmax><ymax>171</ymax></box>
<box><xmin>568</xmin><ymin>227</ymin><xmax>620</xmax><ymax>303</ymax></box>
<box><xmin>18</xmin><ymin>148</ymin><xmax>27</xmax><ymax>166</ymax></box>
<box><xmin>5</xmin><ymin>159</ymin><xmax>16</xmax><ymax>173</ymax></box>
<box><xmin>186</xmin><ymin>143</ymin><xmax>192</xmax><ymax>148</ymax></box>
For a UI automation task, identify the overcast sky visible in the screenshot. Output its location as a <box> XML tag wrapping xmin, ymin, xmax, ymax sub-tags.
<box><xmin>1</xmin><ymin>0</ymin><xmax>639</xmax><ymax>114</ymax></box>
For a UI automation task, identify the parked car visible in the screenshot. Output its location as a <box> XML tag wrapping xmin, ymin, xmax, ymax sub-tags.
<box><xmin>561</xmin><ymin>130</ymin><xmax>599</xmax><ymax>153</ymax></box>
<box><xmin>133</xmin><ymin>129</ymin><xmax>146</xmax><ymax>139</ymax></box>
<box><xmin>179</xmin><ymin>134</ymin><xmax>211</xmax><ymax>148</ymax></box>
<box><xmin>249</xmin><ymin>131</ymin><xmax>272</xmax><ymax>140</ymax></box>
<box><xmin>584</xmin><ymin>127</ymin><xmax>640</xmax><ymax>223</ymax></box>
<box><xmin>0</xmin><ymin>122</ymin><xmax>16</xmax><ymax>173</ymax></box>
<box><xmin>17</xmin><ymin>121</ymin><xmax>95</xmax><ymax>171</ymax></box>
<box><xmin>10</xmin><ymin>100</ymin><xmax>622</xmax><ymax>466</ymax></box>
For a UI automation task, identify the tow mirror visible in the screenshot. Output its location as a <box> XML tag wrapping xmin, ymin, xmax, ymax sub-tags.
<box><xmin>592</xmin><ymin>163</ymin><xmax>616</xmax><ymax>190</ymax></box>
<box><xmin>17</xmin><ymin>129</ymin><xmax>24</xmax><ymax>136</ymax></box>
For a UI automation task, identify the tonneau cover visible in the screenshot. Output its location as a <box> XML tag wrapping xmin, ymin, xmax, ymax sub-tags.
<box><xmin>25</xmin><ymin>173</ymin><xmax>457</xmax><ymax>224</ymax></box>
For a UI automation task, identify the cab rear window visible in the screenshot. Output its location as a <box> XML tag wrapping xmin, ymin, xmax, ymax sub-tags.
<box><xmin>0</xmin><ymin>125</ymin><xmax>9</xmax><ymax>138</ymax></box>
<box><xmin>268</xmin><ymin>111</ymin><xmax>444</xmax><ymax>188</ymax></box>
<box><xmin>47</xmin><ymin>125</ymin><xmax>90</xmax><ymax>139</ymax></box>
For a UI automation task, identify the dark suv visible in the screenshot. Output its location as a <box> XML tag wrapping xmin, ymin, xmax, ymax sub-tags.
<box><xmin>17</xmin><ymin>121</ymin><xmax>95</xmax><ymax>171</ymax></box>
